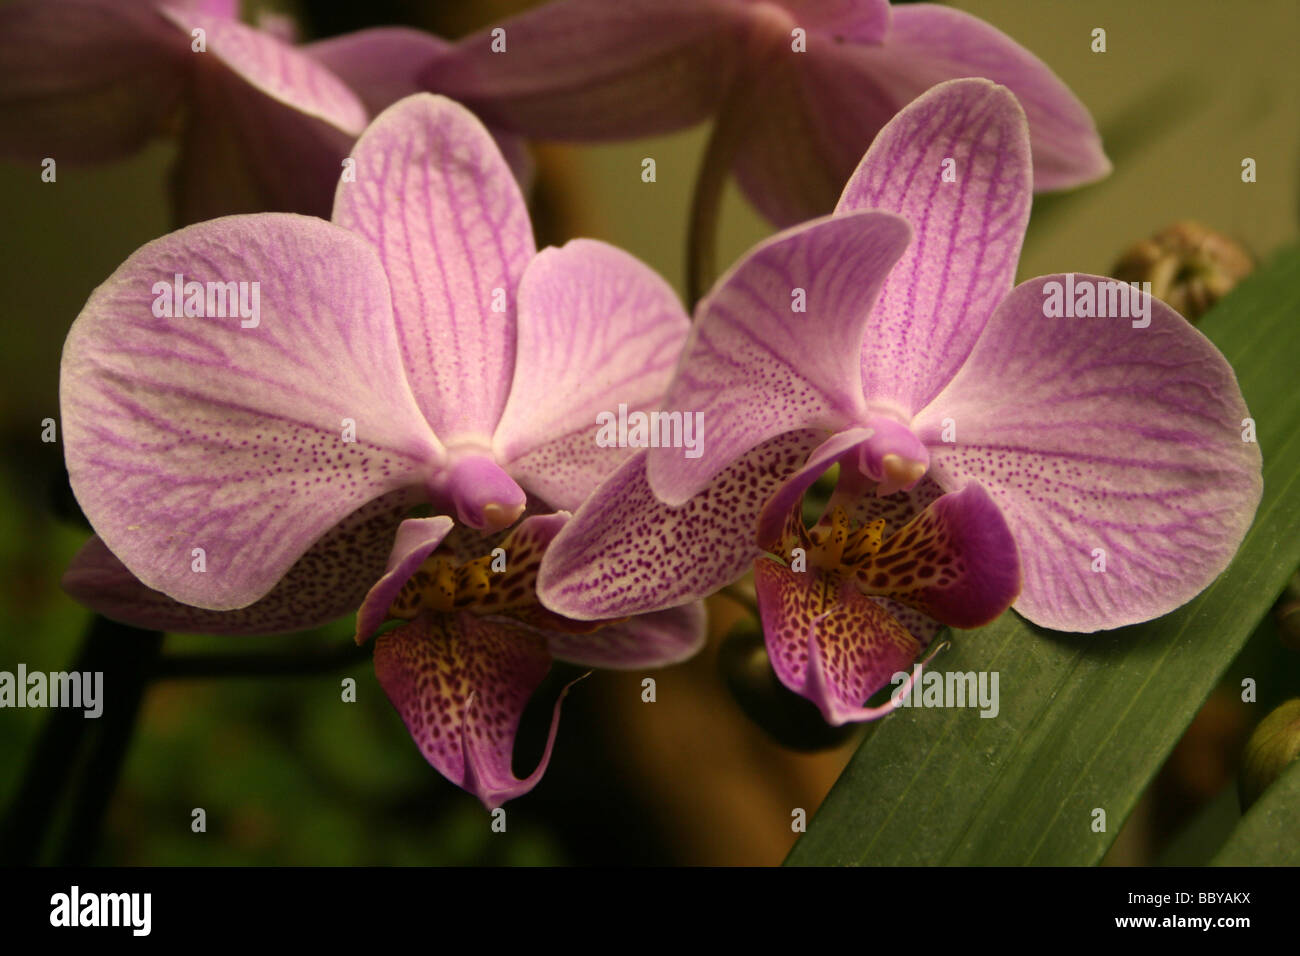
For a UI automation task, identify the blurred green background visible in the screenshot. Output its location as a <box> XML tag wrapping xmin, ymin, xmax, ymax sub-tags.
<box><xmin>0</xmin><ymin>0</ymin><xmax>1297</xmax><ymax>865</ymax></box>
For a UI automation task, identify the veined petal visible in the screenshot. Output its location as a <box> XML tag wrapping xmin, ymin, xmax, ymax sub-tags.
<box><xmin>538</xmin><ymin>431</ymin><xmax>824</xmax><ymax>620</ymax></box>
<box><xmin>494</xmin><ymin>239</ymin><xmax>690</xmax><ymax>508</ymax></box>
<box><xmin>63</xmin><ymin>489</ymin><xmax>422</xmax><ymax>635</ymax></box>
<box><xmin>0</xmin><ymin>0</ymin><xmax>187</xmax><ymax>163</ymax></box>
<box><xmin>836</xmin><ymin>79</ymin><xmax>1033</xmax><ymax>415</ymax></box>
<box><xmin>852</xmin><ymin>482</ymin><xmax>1020</xmax><ymax>628</ymax></box>
<box><xmin>419</xmin><ymin>0</ymin><xmax>748</xmax><ymax>139</ymax></box>
<box><xmin>301</xmin><ymin>27</ymin><xmax>535</xmax><ymax>190</ymax></box>
<box><xmin>333</xmin><ymin>94</ymin><xmax>535</xmax><ymax>441</ymax></box>
<box><xmin>647</xmin><ymin>210</ymin><xmax>912</xmax><ymax>505</ymax></box>
<box><xmin>872</xmin><ymin>4</ymin><xmax>1110</xmax><ymax>193</ymax></box>
<box><xmin>161</xmin><ymin>4</ymin><xmax>367</xmax><ymax>136</ymax></box>
<box><xmin>547</xmin><ymin>603</ymin><xmax>707</xmax><ymax>670</ymax></box>
<box><xmin>755</xmin><ymin>558</ymin><xmax>920</xmax><ymax>726</ymax></box>
<box><xmin>373</xmin><ymin>613</ymin><xmax>565</xmax><ymax>809</ymax></box>
<box><xmin>60</xmin><ymin>214</ymin><xmax>442</xmax><ymax>610</ymax></box>
<box><xmin>913</xmin><ymin>275</ymin><xmax>1263</xmax><ymax>631</ymax></box>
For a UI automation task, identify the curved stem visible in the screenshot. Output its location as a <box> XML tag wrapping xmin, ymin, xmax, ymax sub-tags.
<box><xmin>686</xmin><ymin>111</ymin><xmax>739</xmax><ymax>310</ymax></box>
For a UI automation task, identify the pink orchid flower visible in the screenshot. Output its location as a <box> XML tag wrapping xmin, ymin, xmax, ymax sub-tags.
<box><xmin>537</xmin><ymin>80</ymin><xmax>1262</xmax><ymax>725</ymax></box>
<box><xmin>59</xmin><ymin>93</ymin><xmax>702</xmax><ymax>806</ymax></box>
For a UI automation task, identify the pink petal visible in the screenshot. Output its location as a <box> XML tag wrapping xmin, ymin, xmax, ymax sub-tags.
<box><xmin>836</xmin><ymin>78</ymin><xmax>1033</xmax><ymax>415</ymax></box>
<box><xmin>373</xmin><ymin>613</ymin><xmax>566</xmax><ymax>809</ymax></box>
<box><xmin>495</xmin><ymin>239</ymin><xmax>690</xmax><ymax>509</ymax></box>
<box><xmin>914</xmin><ymin>275</ymin><xmax>1263</xmax><ymax>631</ymax></box>
<box><xmin>161</xmin><ymin>3</ymin><xmax>367</xmax><ymax>136</ymax></box>
<box><xmin>0</xmin><ymin>0</ymin><xmax>187</xmax><ymax>163</ymax></box>
<box><xmin>302</xmin><ymin>26</ymin><xmax>448</xmax><ymax>117</ymax></box>
<box><xmin>769</xmin><ymin>0</ymin><xmax>891</xmax><ymax>44</ymax></box>
<box><xmin>354</xmin><ymin>516</ymin><xmax>456</xmax><ymax>643</ymax></box>
<box><xmin>538</xmin><ymin>431</ymin><xmax>824</xmax><ymax>620</ymax></box>
<box><xmin>419</xmin><ymin>0</ymin><xmax>749</xmax><ymax>139</ymax></box>
<box><xmin>332</xmin><ymin>94</ymin><xmax>535</xmax><ymax>441</ymax></box>
<box><xmin>63</xmin><ymin>489</ymin><xmax>423</xmax><ymax>635</ymax></box>
<box><xmin>875</xmin><ymin>4</ymin><xmax>1110</xmax><ymax>193</ymax></box>
<box><xmin>755</xmin><ymin>558</ymin><xmax>921</xmax><ymax>726</ymax></box>
<box><xmin>547</xmin><ymin>603</ymin><xmax>707</xmax><ymax>670</ymax></box>
<box><xmin>646</xmin><ymin>210</ymin><xmax>912</xmax><ymax>506</ymax></box>
<box><xmin>60</xmin><ymin>214</ymin><xmax>442</xmax><ymax>610</ymax></box>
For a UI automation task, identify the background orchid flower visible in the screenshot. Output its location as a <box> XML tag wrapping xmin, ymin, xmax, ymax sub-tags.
<box><xmin>58</xmin><ymin>93</ymin><xmax>702</xmax><ymax>805</ymax></box>
<box><xmin>0</xmin><ymin>0</ymin><xmax>527</xmax><ymax>222</ymax></box>
<box><xmin>537</xmin><ymin>79</ymin><xmax>1262</xmax><ymax>723</ymax></box>
<box><xmin>421</xmin><ymin>0</ymin><xmax>1111</xmax><ymax>229</ymax></box>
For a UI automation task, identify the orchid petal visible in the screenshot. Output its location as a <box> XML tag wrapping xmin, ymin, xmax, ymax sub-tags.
<box><xmin>0</xmin><ymin>0</ymin><xmax>187</xmax><ymax>163</ymax></box>
<box><xmin>303</xmin><ymin>26</ymin><xmax>448</xmax><ymax>118</ymax></box>
<box><xmin>772</xmin><ymin>0</ymin><xmax>891</xmax><ymax>44</ymax></box>
<box><xmin>64</xmin><ymin>489</ymin><xmax>423</xmax><ymax>635</ymax></box>
<box><xmin>354</xmin><ymin>516</ymin><xmax>456</xmax><ymax>643</ymax></box>
<box><xmin>161</xmin><ymin>4</ymin><xmax>367</xmax><ymax>136</ymax></box>
<box><xmin>873</xmin><ymin>4</ymin><xmax>1111</xmax><ymax>193</ymax></box>
<box><xmin>420</xmin><ymin>0</ymin><xmax>748</xmax><ymax>139</ymax></box>
<box><xmin>913</xmin><ymin>275</ymin><xmax>1263</xmax><ymax>631</ymax></box>
<box><xmin>495</xmin><ymin>239</ymin><xmax>690</xmax><ymax>508</ymax></box>
<box><xmin>548</xmin><ymin>603</ymin><xmax>707</xmax><ymax>670</ymax></box>
<box><xmin>60</xmin><ymin>214</ymin><xmax>442</xmax><ymax>610</ymax></box>
<box><xmin>755</xmin><ymin>557</ymin><xmax>920</xmax><ymax>726</ymax></box>
<box><xmin>836</xmin><ymin>78</ymin><xmax>1033</xmax><ymax>414</ymax></box>
<box><xmin>332</xmin><ymin>94</ymin><xmax>535</xmax><ymax>441</ymax></box>
<box><xmin>538</xmin><ymin>431</ymin><xmax>824</xmax><ymax>620</ymax></box>
<box><xmin>647</xmin><ymin>210</ymin><xmax>912</xmax><ymax>505</ymax></box>
<box><xmin>373</xmin><ymin>613</ymin><xmax>564</xmax><ymax>809</ymax></box>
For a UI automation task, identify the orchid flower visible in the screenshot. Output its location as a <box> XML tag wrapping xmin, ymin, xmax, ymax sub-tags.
<box><xmin>0</xmin><ymin>0</ymin><xmax>527</xmax><ymax>222</ymax></box>
<box><xmin>537</xmin><ymin>79</ymin><xmax>1262</xmax><ymax>725</ymax></box>
<box><xmin>421</xmin><ymin>0</ymin><xmax>1111</xmax><ymax>229</ymax></box>
<box><xmin>58</xmin><ymin>93</ymin><xmax>702</xmax><ymax>806</ymax></box>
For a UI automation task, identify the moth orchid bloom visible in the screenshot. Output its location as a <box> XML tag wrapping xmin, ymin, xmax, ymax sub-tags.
<box><xmin>0</xmin><ymin>0</ymin><xmax>527</xmax><ymax>221</ymax></box>
<box><xmin>421</xmin><ymin>0</ymin><xmax>1110</xmax><ymax>228</ymax></box>
<box><xmin>59</xmin><ymin>93</ymin><xmax>702</xmax><ymax>806</ymax></box>
<box><xmin>538</xmin><ymin>79</ymin><xmax>1262</xmax><ymax>724</ymax></box>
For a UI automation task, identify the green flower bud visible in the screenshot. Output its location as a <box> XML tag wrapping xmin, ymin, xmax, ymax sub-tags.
<box><xmin>1239</xmin><ymin>698</ymin><xmax>1300</xmax><ymax>810</ymax></box>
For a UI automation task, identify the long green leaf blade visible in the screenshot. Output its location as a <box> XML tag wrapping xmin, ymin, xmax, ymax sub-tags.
<box><xmin>1211</xmin><ymin>760</ymin><xmax>1300</xmax><ymax>865</ymax></box>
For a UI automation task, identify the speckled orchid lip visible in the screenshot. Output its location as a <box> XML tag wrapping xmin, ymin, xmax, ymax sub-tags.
<box><xmin>58</xmin><ymin>93</ymin><xmax>704</xmax><ymax>806</ymax></box>
<box><xmin>537</xmin><ymin>79</ymin><xmax>1261</xmax><ymax>720</ymax></box>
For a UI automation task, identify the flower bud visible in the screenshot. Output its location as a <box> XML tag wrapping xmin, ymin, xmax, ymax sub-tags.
<box><xmin>1239</xmin><ymin>698</ymin><xmax>1300</xmax><ymax>810</ymax></box>
<box><xmin>1111</xmin><ymin>220</ymin><xmax>1253</xmax><ymax>323</ymax></box>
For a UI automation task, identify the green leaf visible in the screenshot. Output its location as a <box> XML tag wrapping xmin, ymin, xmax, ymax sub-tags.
<box><xmin>787</xmin><ymin>245</ymin><xmax>1300</xmax><ymax>866</ymax></box>
<box><xmin>1212</xmin><ymin>759</ymin><xmax>1300</xmax><ymax>865</ymax></box>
